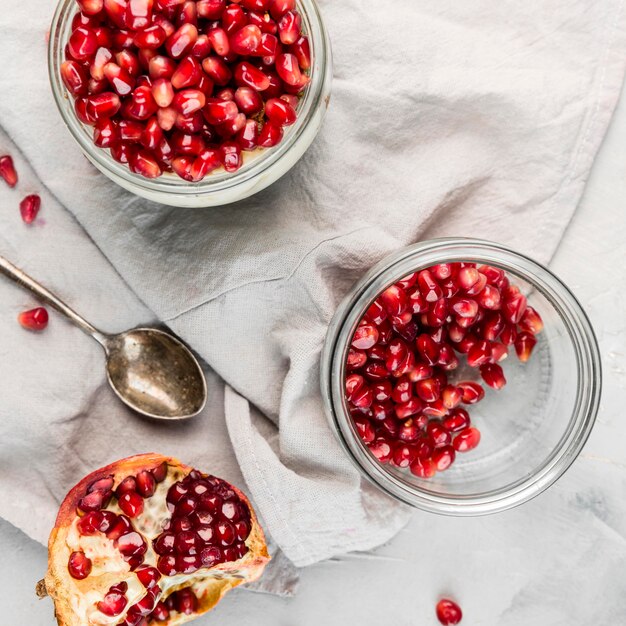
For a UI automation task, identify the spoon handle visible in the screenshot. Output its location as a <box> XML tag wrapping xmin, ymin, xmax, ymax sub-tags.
<box><xmin>0</xmin><ymin>254</ymin><xmax>106</xmax><ymax>344</ymax></box>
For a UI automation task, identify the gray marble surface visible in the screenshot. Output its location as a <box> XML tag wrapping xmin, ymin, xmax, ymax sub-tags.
<box><xmin>2</xmin><ymin>88</ymin><xmax>625</xmax><ymax>626</ymax></box>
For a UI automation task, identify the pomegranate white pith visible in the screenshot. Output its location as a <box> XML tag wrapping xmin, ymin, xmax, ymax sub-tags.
<box><xmin>44</xmin><ymin>454</ymin><xmax>270</xmax><ymax>626</ymax></box>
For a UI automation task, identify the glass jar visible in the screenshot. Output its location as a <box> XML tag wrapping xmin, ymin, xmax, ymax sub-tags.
<box><xmin>48</xmin><ymin>0</ymin><xmax>332</xmax><ymax>208</ymax></box>
<box><xmin>321</xmin><ymin>238</ymin><xmax>602</xmax><ymax>516</ymax></box>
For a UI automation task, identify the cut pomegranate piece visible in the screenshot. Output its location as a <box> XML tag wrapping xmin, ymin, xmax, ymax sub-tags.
<box><xmin>42</xmin><ymin>454</ymin><xmax>269</xmax><ymax>626</ymax></box>
<box><xmin>18</xmin><ymin>307</ymin><xmax>49</xmax><ymax>331</ymax></box>
<box><xmin>436</xmin><ymin>598</ymin><xmax>463</xmax><ymax>625</ymax></box>
<box><xmin>20</xmin><ymin>194</ymin><xmax>42</xmax><ymax>224</ymax></box>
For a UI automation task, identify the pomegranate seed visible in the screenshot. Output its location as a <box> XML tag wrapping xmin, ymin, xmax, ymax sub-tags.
<box><xmin>129</xmin><ymin>148</ymin><xmax>162</xmax><ymax>177</ymax></box>
<box><xmin>398</xmin><ymin>419</ymin><xmax>420</xmax><ymax>442</ymax></box>
<box><xmin>426</xmin><ymin>421</ymin><xmax>450</xmax><ymax>447</ymax></box>
<box><xmin>236</xmin><ymin>119</ymin><xmax>259</xmax><ymax>150</ymax></box>
<box><xmin>454</xmin><ymin>427</ymin><xmax>481</xmax><ymax>453</ymax></box>
<box><xmin>520</xmin><ymin>306</ymin><xmax>544</xmax><ymax>334</ymax></box>
<box><xmin>289</xmin><ymin>35</ymin><xmax>310</xmax><ymax>70</ymax></box>
<box><xmin>258</xmin><ymin>121</ymin><xmax>283</xmax><ymax>147</ymax></box>
<box><xmin>118</xmin><ymin>491</ymin><xmax>144</xmax><ymax>517</ymax></box>
<box><xmin>17</xmin><ymin>307</ymin><xmax>48</xmax><ymax>331</ymax></box>
<box><xmin>503</xmin><ymin>292</ymin><xmax>528</xmax><ymax>324</ymax></box>
<box><xmin>416</xmin><ymin>333</ymin><xmax>439</xmax><ymax>365</ymax></box>
<box><xmin>394</xmin><ymin>397</ymin><xmax>423</xmax><ymax>420</ymax></box>
<box><xmin>457</xmin><ymin>267</ymin><xmax>479</xmax><ymax>290</ymax></box>
<box><xmin>234</xmin><ymin>86</ymin><xmax>263</xmax><ymax>115</ymax></box>
<box><xmin>477</xmin><ymin>284</ymin><xmax>501</xmax><ymax>310</ymax></box>
<box><xmin>170</xmin><ymin>55</ymin><xmax>201</xmax><ymax>89</ymax></box>
<box><xmin>134</xmin><ymin>25</ymin><xmax>167</xmax><ymax>49</ymax></box>
<box><xmin>354</xmin><ymin>416</ymin><xmax>375</xmax><ymax>443</ymax></box>
<box><xmin>466</xmin><ymin>272</ymin><xmax>487</xmax><ymax>296</ymax></box>
<box><xmin>19</xmin><ymin>195</ymin><xmax>42</xmax><ymax>224</ymax></box>
<box><xmin>200</xmin><ymin>57</ymin><xmax>231</xmax><ymax>87</ymax></box>
<box><xmin>61</xmin><ymin>60</ymin><xmax>89</xmax><ymax>96</ymax></box>
<box><xmin>68</xmin><ymin>551</ymin><xmax>92</xmax><ymax>579</ymax></box>
<box><xmin>275</xmin><ymin>52</ymin><xmax>302</xmax><ymax>86</ymax></box>
<box><xmin>417</xmin><ymin>270</ymin><xmax>442</xmax><ymax>302</ymax></box>
<box><xmin>277</xmin><ymin>10</ymin><xmax>301</xmax><ymax>45</ymax></box>
<box><xmin>222</xmin><ymin>4</ymin><xmax>247</xmax><ymax>34</ymax></box>
<box><xmin>78</xmin><ymin>0</ymin><xmax>105</xmax><ymax>14</ymax></box>
<box><xmin>259</xmin><ymin>31</ymin><xmax>278</xmax><ymax>58</ymax></box>
<box><xmin>436</xmin><ymin>598</ymin><xmax>463</xmax><ymax>625</ymax></box>
<box><xmin>176</xmin><ymin>588</ymin><xmax>198</xmax><ymax>614</ymax></box>
<box><xmin>515</xmin><ymin>331</ymin><xmax>537</xmax><ymax>362</ymax></box>
<box><xmin>480</xmin><ymin>362</ymin><xmax>506</xmax><ymax>389</ymax></box>
<box><xmin>234</xmin><ymin>61</ymin><xmax>270</xmax><ymax>91</ymax></box>
<box><xmin>197</xmin><ymin>0</ymin><xmax>225</xmax><ymax>19</ymax></box>
<box><xmin>415</xmin><ymin>378</ymin><xmax>440</xmax><ymax>403</ymax></box>
<box><xmin>443</xmin><ymin>408</ymin><xmax>471</xmax><ymax>433</ymax></box>
<box><xmin>165</xmin><ymin>23</ymin><xmax>198</xmax><ymax>58</ymax></box>
<box><xmin>220</xmin><ymin>141</ymin><xmax>241</xmax><ymax>171</ymax></box>
<box><xmin>148</xmin><ymin>54</ymin><xmax>175</xmax><ymax>79</ymax></box>
<box><xmin>150</xmin><ymin>78</ymin><xmax>174</xmax><ymax>107</ymax></box>
<box><xmin>98</xmin><ymin>587</ymin><xmax>128</xmax><ymax>616</ymax></box>
<box><xmin>432</xmin><ymin>445</ymin><xmax>455</xmax><ymax>471</ymax></box>
<box><xmin>85</xmin><ymin>91</ymin><xmax>121</xmax><ymax>120</ymax></box>
<box><xmin>117</xmin><ymin>531</ymin><xmax>148</xmax><ymax>557</ymax></box>
<box><xmin>392</xmin><ymin>443</ymin><xmax>417</xmax><ymax>468</ymax></box>
<box><xmin>173</xmin><ymin>88</ymin><xmax>206</xmax><ymax>115</ymax></box>
<box><xmin>410</xmin><ymin>457</ymin><xmax>436</xmax><ymax>478</ymax></box>
<box><xmin>104</xmin><ymin>62</ymin><xmax>136</xmax><ymax>95</ymax></box>
<box><xmin>352</xmin><ymin>323</ymin><xmax>379</xmax><ymax>350</ymax></box>
<box><xmin>500</xmin><ymin>323</ymin><xmax>518</xmax><ymax>345</ymax></box>
<box><xmin>91</xmin><ymin>47</ymin><xmax>114</xmax><ymax>81</ymax></box>
<box><xmin>491</xmin><ymin>342</ymin><xmax>508</xmax><ymax>362</ymax></box>
<box><xmin>191</xmin><ymin>33</ymin><xmax>212</xmax><ymax>58</ymax></box>
<box><xmin>69</xmin><ymin>27</ymin><xmax>99</xmax><ymax>60</ymax></box>
<box><xmin>457</xmin><ymin>381</ymin><xmax>485</xmax><ymax>404</ymax></box>
<box><xmin>157</xmin><ymin>554</ymin><xmax>177</xmax><ymax>576</ymax></box>
<box><xmin>367</xmin><ymin>438</ymin><xmax>393</xmax><ymax>464</ymax></box>
<box><xmin>230</xmin><ymin>24</ymin><xmax>262</xmax><ymax>55</ymax></box>
<box><xmin>152</xmin><ymin>602</ymin><xmax>170</xmax><ymax>621</ymax></box>
<box><xmin>379</xmin><ymin>285</ymin><xmax>408</xmax><ymax>316</ymax></box>
<box><xmin>269</xmin><ymin>0</ymin><xmax>294</xmax><ymax>19</ymax></box>
<box><xmin>265</xmin><ymin>97</ymin><xmax>297</xmax><ymax>126</ymax></box>
<box><xmin>467</xmin><ymin>340</ymin><xmax>492</xmax><ymax>367</ymax></box>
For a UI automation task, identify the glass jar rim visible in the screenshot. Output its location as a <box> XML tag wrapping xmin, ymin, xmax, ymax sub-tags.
<box><xmin>321</xmin><ymin>237</ymin><xmax>602</xmax><ymax>516</ymax></box>
<box><xmin>48</xmin><ymin>0</ymin><xmax>332</xmax><ymax>199</ymax></box>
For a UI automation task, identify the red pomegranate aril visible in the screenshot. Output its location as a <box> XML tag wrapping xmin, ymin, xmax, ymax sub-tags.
<box><xmin>17</xmin><ymin>306</ymin><xmax>48</xmax><ymax>331</ymax></box>
<box><xmin>394</xmin><ymin>398</ymin><xmax>423</xmax><ymax>420</ymax></box>
<box><xmin>206</xmin><ymin>26</ymin><xmax>230</xmax><ymax>56</ymax></box>
<box><xmin>173</xmin><ymin>89</ymin><xmax>206</xmax><ymax>115</ymax></box>
<box><xmin>465</xmin><ymin>272</ymin><xmax>487</xmax><ymax>296</ymax></box>
<box><xmin>86</xmin><ymin>91</ymin><xmax>121</xmax><ymax>119</ymax></box>
<box><xmin>415</xmin><ymin>378</ymin><xmax>441</xmax><ymax>403</ymax></box>
<box><xmin>149</xmin><ymin>78</ymin><xmax>173</xmax><ymax>107</ymax></box>
<box><xmin>165</xmin><ymin>23</ymin><xmax>198</xmax><ymax>58</ymax></box>
<box><xmin>222</xmin><ymin>3</ymin><xmax>247</xmax><ymax>33</ymax></box>
<box><xmin>457</xmin><ymin>381</ymin><xmax>485</xmax><ymax>404</ymax></box>
<box><xmin>277</xmin><ymin>10</ymin><xmax>301</xmax><ymax>45</ymax></box>
<box><xmin>258</xmin><ymin>121</ymin><xmax>283</xmax><ymax>147</ymax></box>
<box><xmin>78</xmin><ymin>489</ymin><xmax>111</xmax><ymax>513</ymax></box>
<box><xmin>398</xmin><ymin>419</ymin><xmax>420</xmax><ymax>442</ymax></box>
<box><xmin>275</xmin><ymin>52</ymin><xmax>302</xmax><ymax>86</ymax></box>
<box><xmin>111</xmin><ymin>142</ymin><xmax>134</xmax><ymax>162</ymax></box>
<box><xmin>269</xmin><ymin>0</ymin><xmax>294</xmax><ymax>19</ymax></box>
<box><xmin>175</xmin><ymin>588</ymin><xmax>198</xmax><ymax>615</ymax></box>
<box><xmin>197</xmin><ymin>0</ymin><xmax>225</xmax><ymax>19</ymax></box>
<box><xmin>151</xmin><ymin>602</ymin><xmax>170</xmax><ymax>622</ymax></box>
<box><xmin>148</xmin><ymin>54</ymin><xmax>175</xmax><ymax>79</ymax></box>
<box><xmin>503</xmin><ymin>292</ymin><xmax>527</xmax><ymax>324</ymax></box>
<box><xmin>477</xmin><ymin>284</ymin><xmax>501</xmax><ymax>310</ymax></box>
<box><xmin>230</xmin><ymin>24</ymin><xmax>262</xmax><ymax>55</ymax></box>
<box><xmin>391</xmin><ymin>376</ymin><xmax>412</xmax><ymax>404</ymax></box>
<box><xmin>363</xmin><ymin>362</ymin><xmax>389</xmax><ymax>381</ymax></box>
<box><xmin>410</xmin><ymin>457</ymin><xmax>436</xmax><ymax>478</ymax></box>
<box><xmin>157</xmin><ymin>554</ymin><xmax>177</xmax><ymax>576</ymax></box>
<box><xmin>367</xmin><ymin>438</ymin><xmax>393</xmax><ymax>464</ymax></box>
<box><xmin>171</xmin><ymin>55</ymin><xmax>202</xmax><ymax>89</ymax></box>
<box><xmin>91</xmin><ymin>47</ymin><xmax>113</xmax><ymax>80</ymax></box>
<box><xmin>289</xmin><ymin>34</ymin><xmax>310</xmax><ymax>70</ymax></box>
<box><xmin>467</xmin><ymin>340</ymin><xmax>492</xmax><ymax>367</ymax></box>
<box><xmin>88</xmin><ymin>76</ymin><xmax>109</xmax><ymax>95</ymax></box>
<box><xmin>19</xmin><ymin>194</ymin><xmax>42</xmax><ymax>224</ymax></box>
<box><xmin>451</xmin><ymin>298</ymin><xmax>478</xmax><ymax>319</ymax></box>
<box><xmin>416</xmin><ymin>333</ymin><xmax>439</xmax><ymax>365</ymax></box>
<box><xmin>258</xmin><ymin>31</ymin><xmax>278</xmax><ymax>58</ymax></box>
<box><xmin>426</xmin><ymin>421</ymin><xmax>451</xmax><ymax>447</ymax></box>
<box><xmin>416</xmin><ymin>270</ymin><xmax>442</xmax><ymax>303</ymax></box>
<box><xmin>103</xmin><ymin>62</ymin><xmax>135</xmax><ymax>95</ymax></box>
<box><xmin>515</xmin><ymin>331</ymin><xmax>537</xmax><ymax>362</ymax></box>
<box><xmin>372</xmin><ymin>381</ymin><xmax>392</xmax><ymax>403</ymax></box>
<box><xmin>235</xmin><ymin>118</ymin><xmax>258</xmax><ymax>150</ymax></box>
<box><xmin>78</xmin><ymin>0</ymin><xmax>105</xmax><ymax>14</ymax></box>
<box><xmin>453</xmin><ymin>426</ymin><xmax>481</xmax><ymax>453</ymax></box>
<box><xmin>68</xmin><ymin>551</ymin><xmax>92</xmax><ymax>580</ymax></box>
<box><xmin>187</xmin><ymin>148</ymin><xmax>220</xmax><ymax>180</ymax></box>
<box><xmin>129</xmin><ymin>148</ymin><xmax>162</xmax><ymax>177</ymax></box>
<box><xmin>408</xmin><ymin>363</ymin><xmax>434</xmax><ymax>382</ymax></box>
<box><xmin>432</xmin><ymin>445</ymin><xmax>455</xmax><ymax>471</ymax></box>
<box><xmin>202</xmin><ymin>98</ymin><xmax>237</xmax><ymax>124</ymax></box>
<box><xmin>171</xmin><ymin>155</ymin><xmax>194</xmax><ymax>180</ymax></box>
<box><xmin>118</xmin><ymin>491</ymin><xmax>144</xmax><ymax>517</ymax></box>
<box><xmin>423</xmin><ymin>399</ymin><xmax>448</xmax><ymax>418</ymax></box>
<box><xmin>177</xmin><ymin>0</ymin><xmax>197</xmax><ymax>26</ymax></box>
<box><xmin>125</xmin><ymin>0</ymin><xmax>153</xmax><ymax>30</ymax></box>
<box><xmin>379</xmin><ymin>285</ymin><xmax>408</xmax><ymax>316</ymax></box>
<box><xmin>392</xmin><ymin>443</ymin><xmax>417</xmax><ymax>468</ymax></box>
<box><xmin>520</xmin><ymin>306</ymin><xmax>544</xmax><ymax>334</ymax></box>
<box><xmin>354</xmin><ymin>416</ymin><xmax>375</xmax><ymax>443</ymax></box>
<box><xmin>443</xmin><ymin>408</ymin><xmax>471</xmax><ymax>433</ymax></box>
<box><xmin>69</xmin><ymin>27</ymin><xmax>99</xmax><ymax>61</ymax></box>
<box><xmin>232</xmin><ymin>86</ymin><xmax>262</xmax><ymax>115</ymax></box>
<box><xmin>436</xmin><ymin>598</ymin><xmax>463</xmax><ymax>625</ymax></box>
<box><xmin>61</xmin><ymin>60</ymin><xmax>89</xmax><ymax>96</ymax></box>
<box><xmin>190</xmin><ymin>33</ymin><xmax>212</xmax><ymax>58</ymax></box>
<box><xmin>134</xmin><ymin>24</ymin><xmax>167</xmax><ymax>49</ymax></box>
<box><xmin>234</xmin><ymin>61</ymin><xmax>270</xmax><ymax>91</ymax></box>
<box><xmin>220</xmin><ymin>141</ymin><xmax>242</xmax><ymax>172</ymax></box>
<box><xmin>98</xmin><ymin>588</ymin><xmax>128</xmax><ymax>616</ymax></box>
<box><xmin>351</xmin><ymin>323</ymin><xmax>379</xmax><ymax>350</ymax></box>
<box><xmin>118</xmin><ymin>531</ymin><xmax>148</xmax><ymax>557</ymax></box>
<box><xmin>126</xmin><ymin>85</ymin><xmax>158</xmax><ymax>119</ymax></box>
<box><xmin>132</xmin><ymin>470</ymin><xmax>155</xmax><ymax>498</ymax></box>
<box><xmin>441</xmin><ymin>385</ymin><xmax>462</xmax><ymax>410</ymax></box>
<box><xmin>265</xmin><ymin>97</ymin><xmax>297</xmax><ymax>126</ymax></box>
<box><xmin>480</xmin><ymin>362</ymin><xmax>506</xmax><ymax>389</ymax></box>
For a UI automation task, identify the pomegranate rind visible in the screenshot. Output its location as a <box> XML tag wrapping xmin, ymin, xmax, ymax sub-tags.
<box><xmin>45</xmin><ymin>453</ymin><xmax>270</xmax><ymax>626</ymax></box>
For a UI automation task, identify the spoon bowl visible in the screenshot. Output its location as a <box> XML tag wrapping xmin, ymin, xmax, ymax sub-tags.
<box><xmin>105</xmin><ymin>328</ymin><xmax>207</xmax><ymax>420</ymax></box>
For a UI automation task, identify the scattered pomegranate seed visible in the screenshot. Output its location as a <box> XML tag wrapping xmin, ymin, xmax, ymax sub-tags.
<box><xmin>345</xmin><ymin>262</ymin><xmax>543</xmax><ymax>477</ymax></box>
<box><xmin>19</xmin><ymin>194</ymin><xmax>42</xmax><ymax>224</ymax></box>
<box><xmin>0</xmin><ymin>155</ymin><xmax>18</xmax><ymax>187</ymax></box>
<box><xmin>436</xmin><ymin>598</ymin><xmax>463</xmax><ymax>625</ymax></box>
<box><xmin>18</xmin><ymin>307</ymin><xmax>49</xmax><ymax>331</ymax></box>
<box><xmin>62</xmin><ymin>0</ymin><xmax>309</xmax><ymax>180</ymax></box>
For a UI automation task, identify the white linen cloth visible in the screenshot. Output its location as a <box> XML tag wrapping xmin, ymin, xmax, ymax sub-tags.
<box><xmin>0</xmin><ymin>0</ymin><xmax>624</xmax><ymax>591</ymax></box>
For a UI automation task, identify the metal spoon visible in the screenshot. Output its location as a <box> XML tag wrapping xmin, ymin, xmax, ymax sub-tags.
<box><xmin>0</xmin><ymin>255</ymin><xmax>207</xmax><ymax>420</ymax></box>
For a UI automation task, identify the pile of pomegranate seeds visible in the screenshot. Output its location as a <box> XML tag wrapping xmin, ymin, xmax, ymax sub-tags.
<box><xmin>61</xmin><ymin>0</ymin><xmax>311</xmax><ymax>181</ymax></box>
<box><xmin>345</xmin><ymin>262</ymin><xmax>544</xmax><ymax>477</ymax></box>
<box><xmin>436</xmin><ymin>598</ymin><xmax>463</xmax><ymax>625</ymax></box>
<box><xmin>18</xmin><ymin>307</ymin><xmax>49</xmax><ymax>331</ymax></box>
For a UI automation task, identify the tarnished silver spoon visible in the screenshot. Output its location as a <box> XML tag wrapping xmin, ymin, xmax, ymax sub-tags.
<box><xmin>0</xmin><ymin>255</ymin><xmax>207</xmax><ymax>420</ymax></box>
